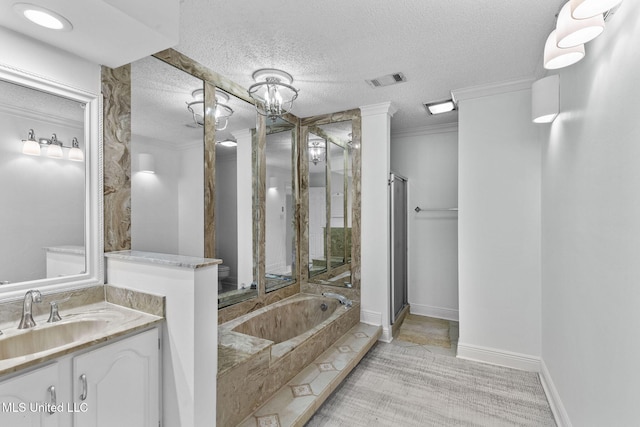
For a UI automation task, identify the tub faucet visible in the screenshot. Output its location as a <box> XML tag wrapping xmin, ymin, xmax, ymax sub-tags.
<box><xmin>322</xmin><ymin>292</ymin><xmax>352</xmax><ymax>308</ymax></box>
<box><xmin>18</xmin><ymin>289</ymin><xmax>42</xmax><ymax>329</ymax></box>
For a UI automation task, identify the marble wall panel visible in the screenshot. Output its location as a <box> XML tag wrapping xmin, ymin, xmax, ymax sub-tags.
<box><xmin>299</xmin><ymin>126</ymin><xmax>310</xmax><ymax>284</ymax></box>
<box><xmin>204</xmin><ymin>82</ymin><xmax>216</xmax><ymax>257</ymax></box>
<box><xmin>101</xmin><ymin>65</ymin><xmax>131</xmax><ymax>252</ymax></box>
<box><xmin>351</xmin><ymin>114</ymin><xmax>362</xmax><ymax>290</ymax></box>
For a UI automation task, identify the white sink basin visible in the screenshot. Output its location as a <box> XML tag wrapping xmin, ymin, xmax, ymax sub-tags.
<box><xmin>0</xmin><ymin>319</ymin><xmax>110</xmax><ymax>361</ymax></box>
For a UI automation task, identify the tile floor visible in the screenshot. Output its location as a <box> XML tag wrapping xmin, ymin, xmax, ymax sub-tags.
<box><xmin>237</xmin><ymin>315</ymin><xmax>457</xmax><ymax>427</ymax></box>
<box><xmin>393</xmin><ymin>315</ymin><xmax>459</xmax><ymax>357</ymax></box>
<box><xmin>238</xmin><ymin>323</ymin><xmax>381</xmax><ymax>427</ymax></box>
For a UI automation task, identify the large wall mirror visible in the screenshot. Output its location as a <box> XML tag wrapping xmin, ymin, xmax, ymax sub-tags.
<box><xmin>265</xmin><ymin>117</ymin><xmax>297</xmax><ymax>292</ymax></box>
<box><xmin>215</xmin><ymin>89</ymin><xmax>258</xmax><ymax>307</ymax></box>
<box><xmin>0</xmin><ymin>65</ymin><xmax>102</xmax><ymax>299</ymax></box>
<box><xmin>305</xmin><ymin>119</ymin><xmax>354</xmax><ymax>288</ymax></box>
<box><xmin>130</xmin><ymin>56</ymin><xmax>204</xmax><ymax>256</ymax></box>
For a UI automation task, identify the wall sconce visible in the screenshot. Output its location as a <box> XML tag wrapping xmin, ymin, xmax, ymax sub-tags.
<box><xmin>138</xmin><ymin>153</ymin><xmax>155</xmax><ymax>174</ymax></box>
<box><xmin>186</xmin><ymin>88</ymin><xmax>233</xmax><ymax>131</ymax></box>
<box><xmin>20</xmin><ymin>129</ymin><xmax>83</xmax><ymax>161</ymax></box>
<box><xmin>532</xmin><ymin>75</ymin><xmax>560</xmax><ymax>123</ymax></box>
<box><xmin>269</xmin><ymin>176</ymin><xmax>279</xmax><ymax>189</ymax></box>
<box><xmin>248</xmin><ymin>68</ymin><xmax>299</xmax><ymax>121</ymax></box>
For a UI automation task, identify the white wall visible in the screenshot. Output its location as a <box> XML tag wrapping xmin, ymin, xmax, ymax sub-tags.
<box><xmin>457</xmin><ymin>87</ymin><xmax>541</xmax><ymax>370</ymax></box>
<box><xmin>215</xmin><ymin>151</ymin><xmax>238</xmax><ymax>276</ymax></box>
<box><xmin>179</xmin><ymin>144</ymin><xmax>204</xmax><ymax>257</ymax></box>
<box><xmin>131</xmin><ymin>136</ymin><xmax>203</xmax><ymax>256</ymax></box>
<box><xmin>360</xmin><ymin>102</ymin><xmax>396</xmax><ymax>342</ymax></box>
<box><xmin>391</xmin><ymin>127</ymin><xmax>459</xmax><ymax>321</ymax></box>
<box><xmin>540</xmin><ymin>3</ymin><xmax>640</xmax><ymax>425</ymax></box>
<box><xmin>264</xmin><ymin>165</ymin><xmax>293</xmax><ymax>274</ymax></box>
<box><xmin>131</xmin><ymin>135</ymin><xmax>180</xmax><ymax>254</ymax></box>
<box><xmin>234</xmin><ymin>129</ymin><xmax>253</xmax><ymax>288</ymax></box>
<box><xmin>0</xmin><ymin>27</ymin><xmax>100</xmax><ymax>95</ymax></box>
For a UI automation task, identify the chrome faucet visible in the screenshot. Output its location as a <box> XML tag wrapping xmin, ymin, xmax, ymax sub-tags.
<box><xmin>18</xmin><ymin>289</ymin><xmax>42</xmax><ymax>329</ymax></box>
<box><xmin>322</xmin><ymin>292</ymin><xmax>352</xmax><ymax>308</ymax></box>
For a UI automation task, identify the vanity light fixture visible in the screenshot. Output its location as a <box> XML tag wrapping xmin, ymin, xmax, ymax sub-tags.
<box><xmin>186</xmin><ymin>88</ymin><xmax>234</xmax><ymax>131</ymax></box>
<box><xmin>570</xmin><ymin>0</ymin><xmax>623</xmax><ymax>19</ymax></box>
<box><xmin>21</xmin><ymin>129</ymin><xmax>40</xmax><ymax>156</ymax></box>
<box><xmin>68</xmin><ymin>138</ymin><xmax>84</xmax><ymax>162</ymax></box>
<box><xmin>308</xmin><ymin>139</ymin><xmax>326</xmax><ymax>166</ymax></box>
<box><xmin>248</xmin><ymin>68</ymin><xmax>299</xmax><ymax>121</ymax></box>
<box><xmin>13</xmin><ymin>3</ymin><xmax>73</xmax><ymax>31</ymax></box>
<box><xmin>423</xmin><ymin>99</ymin><xmax>457</xmax><ymax>115</ymax></box>
<box><xmin>20</xmin><ymin>129</ymin><xmax>84</xmax><ymax>161</ymax></box>
<box><xmin>557</xmin><ymin>1</ymin><xmax>604</xmax><ymax>48</ymax></box>
<box><xmin>45</xmin><ymin>134</ymin><xmax>63</xmax><ymax>159</ymax></box>
<box><xmin>543</xmin><ymin>30</ymin><xmax>585</xmax><ymax>69</ymax></box>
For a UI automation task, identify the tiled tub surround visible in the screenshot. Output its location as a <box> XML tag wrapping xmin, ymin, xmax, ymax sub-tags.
<box><xmin>0</xmin><ymin>285</ymin><xmax>164</xmax><ymax>376</ymax></box>
<box><xmin>218</xmin><ymin>293</ymin><xmax>360</xmax><ymax>426</ymax></box>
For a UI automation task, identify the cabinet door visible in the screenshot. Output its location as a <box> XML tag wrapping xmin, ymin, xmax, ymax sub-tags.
<box><xmin>73</xmin><ymin>328</ymin><xmax>159</xmax><ymax>427</ymax></box>
<box><xmin>0</xmin><ymin>363</ymin><xmax>60</xmax><ymax>427</ymax></box>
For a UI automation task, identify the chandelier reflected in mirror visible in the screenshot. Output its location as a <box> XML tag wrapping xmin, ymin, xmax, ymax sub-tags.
<box><xmin>248</xmin><ymin>68</ymin><xmax>299</xmax><ymax>121</ymax></box>
<box><xmin>186</xmin><ymin>88</ymin><xmax>234</xmax><ymax>131</ymax></box>
<box><xmin>308</xmin><ymin>139</ymin><xmax>326</xmax><ymax>166</ymax></box>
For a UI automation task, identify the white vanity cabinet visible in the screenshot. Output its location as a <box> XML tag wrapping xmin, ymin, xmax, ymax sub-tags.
<box><xmin>0</xmin><ymin>363</ymin><xmax>61</xmax><ymax>427</ymax></box>
<box><xmin>72</xmin><ymin>328</ymin><xmax>160</xmax><ymax>427</ymax></box>
<box><xmin>0</xmin><ymin>328</ymin><xmax>160</xmax><ymax>427</ymax></box>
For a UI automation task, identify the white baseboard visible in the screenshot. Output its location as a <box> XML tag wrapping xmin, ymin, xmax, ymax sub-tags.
<box><xmin>456</xmin><ymin>342</ymin><xmax>541</xmax><ymax>372</ymax></box>
<box><xmin>540</xmin><ymin>359</ymin><xmax>572</xmax><ymax>427</ymax></box>
<box><xmin>360</xmin><ymin>309</ymin><xmax>392</xmax><ymax>343</ymax></box>
<box><xmin>410</xmin><ymin>303</ymin><xmax>459</xmax><ymax>321</ymax></box>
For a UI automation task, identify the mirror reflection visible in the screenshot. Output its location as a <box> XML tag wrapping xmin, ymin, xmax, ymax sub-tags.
<box><xmin>0</xmin><ymin>79</ymin><xmax>86</xmax><ymax>284</ymax></box>
<box><xmin>307</xmin><ymin>120</ymin><xmax>353</xmax><ymax>287</ymax></box>
<box><xmin>130</xmin><ymin>56</ymin><xmax>204</xmax><ymax>256</ymax></box>
<box><xmin>265</xmin><ymin>117</ymin><xmax>296</xmax><ymax>292</ymax></box>
<box><xmin>215</xmin><ymin>89</ymin><xmax>258</xmax><ymax>307</ymax></box>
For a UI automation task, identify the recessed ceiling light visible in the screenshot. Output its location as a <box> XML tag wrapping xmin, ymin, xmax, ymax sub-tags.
<box><xmin>424</xmin><ymin>99</ymin><xmax>457</xmax><ymax>115</ymax></box>
<box><xmin>13</xmin><ymin>3</ymin><xmax>73</xmax><ymax>31</ymax></box>
<box><xmin>218</xmin><ymin>139</ymin><xmax>237</xmax><ymax>147</ymax></box>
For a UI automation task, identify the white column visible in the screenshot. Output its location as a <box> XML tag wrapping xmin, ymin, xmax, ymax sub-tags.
<box><xmin>233</xmin><ymin>128</ymin><xmax>254</xmax><ymax>289</ymax></box>
<box><xmin>360</xmin><ymin>102</ymin><xmax>397</xmax><ymax>342</ymax></box>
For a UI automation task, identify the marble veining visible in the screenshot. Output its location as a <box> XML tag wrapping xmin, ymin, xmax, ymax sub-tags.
<box><xmin>105</xmin><ymin>284</ymin><xmax>165</xmax><ymax>317</ymax></box>
<box><xmin>104</xmin><ymin>250</ymin><xmax>221</xmax><ymax>269</ymax></box>
<box><xmin>217</xmin><ymin>293</ymin><xmax>359</xmax><ymax>427</ymax></box>
<box><xmin>0</xmin><ymin>286</ymin><xmax>164</xmax><ymax>376</ymax></box>
<box><xmin>102</xmin><ymin>64</ymin><xmax>132</xmax><ymax>252</ymax></box>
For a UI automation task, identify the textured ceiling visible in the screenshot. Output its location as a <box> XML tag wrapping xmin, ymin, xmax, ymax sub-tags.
<box><xmin>175</xmin><ymin>0</ymin><xmax>565</xmax><ymax>132</ymax></box>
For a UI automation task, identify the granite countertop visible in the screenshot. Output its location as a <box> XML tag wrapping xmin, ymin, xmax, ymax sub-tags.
<box><xmin>0</xmin><ymin>286</ymin><xmax>164</xmax><ymax>376</ymax></box>
<box><xmin>105</xmin><ymin>250</ymin><xmax>222</xmax><ymax>269</ymax></box>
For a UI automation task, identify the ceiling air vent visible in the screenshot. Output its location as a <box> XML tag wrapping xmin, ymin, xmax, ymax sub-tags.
<box><xmin>366</xmin><ymin>72</ymin><xmax>407</xmax><ymax>88</ymax></box>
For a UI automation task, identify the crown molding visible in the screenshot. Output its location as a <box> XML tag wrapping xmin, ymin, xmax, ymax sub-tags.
<box><xmin>452</xmin><ymin>77</ymin><xmax>535</xmax><ymax>102</ymax></box>
<box><xmin>391</xmin><ymin>122</ymin><xmax>458</xmax><ymax>139</ymax></box>
<box><xmin>0</xmin><ymin>102</ymin><xmax>83</xmax><ymax>130</ymax></box>
<box><xmin>359</xmin><ymin>102</ymin><xmax>398</xmax><ymax>117</ymax></box>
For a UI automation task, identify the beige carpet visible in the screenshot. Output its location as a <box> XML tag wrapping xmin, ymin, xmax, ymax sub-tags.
<box><xmin>306</xmin><ymin>343</ymin><xmax>556</xmax><ymax>427</ymax></box>
<box><xmin>396</xmin><ymin>314</ymin><xmax>451</xmax><ymax>348</ymax></box>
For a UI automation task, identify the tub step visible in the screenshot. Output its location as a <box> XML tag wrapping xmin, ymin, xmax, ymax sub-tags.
<box><xmin>237</xmin><ymin>322</ymin><xmax>382</xmax><ymax>427</ymax></box>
